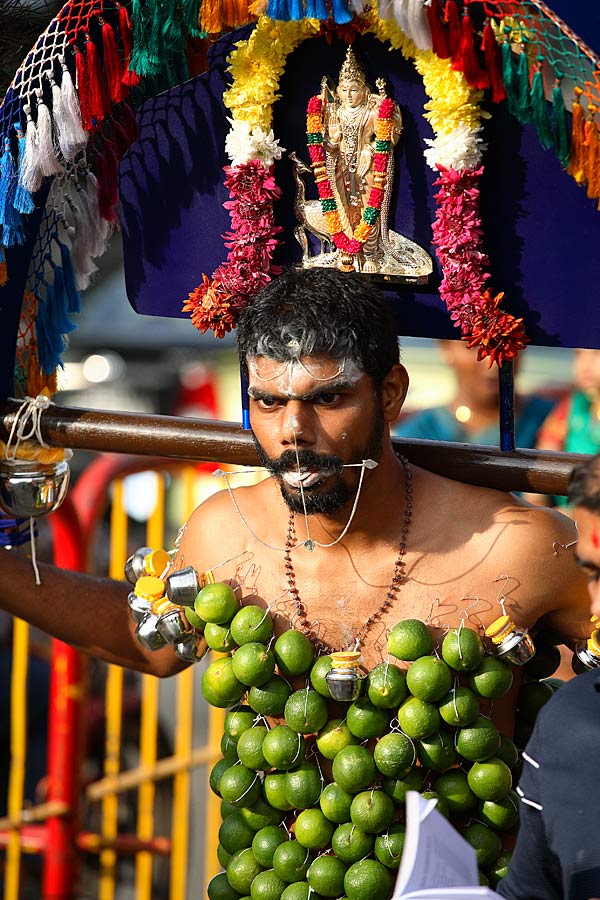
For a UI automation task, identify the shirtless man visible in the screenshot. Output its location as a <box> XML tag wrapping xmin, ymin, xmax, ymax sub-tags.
<box><xmin>0</xmin><ymin>268</ymin><xmax>590</xmax><ymax>690</ymax></box>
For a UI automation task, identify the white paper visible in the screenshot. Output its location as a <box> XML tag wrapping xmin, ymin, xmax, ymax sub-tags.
<box><xmin>392</xmin><ymin>792</ymin><xmax>502</xmax><ymax>900</ymax></box>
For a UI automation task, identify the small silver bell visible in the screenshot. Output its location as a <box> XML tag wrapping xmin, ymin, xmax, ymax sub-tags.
<box><xmin>573</xmin><ymin>630</ymin><xmax>600</xmax><ymax>672</ymax></box>
<box><xmin>165</xmin><ymin>565</ymin><xmax>200</xmax><ymax>607</ymax></box>
<box><xmin>156</xmin><ymin>607</ymin><xmax>189</xmax><ymax>643</ymax></box>
<box><xmin>135</xmin><ymin>613</ymin><xmax>167</xmax><ymax>651</ymax></box>
<box><xmin>325</xmin><ymin>651</ymin><xmax>364</xmax><ymax>702</ymax></box>
<box><xmin>127</xmin><ymin>591</ymin><xmax>151</xmax><ymax>625</ymax></box>
<box><xmin>0</xmin><ymin>458</ymin><xmax>70</xmax><ymax>518</ymax></box>
<box><xmin>485</xmin><ymin>616</ymin><xmax>536</xmax><ymax>666</ymax></box>
<box><xmin>124</xmin><ymin>548</ymin><xmax>170</xmax><ymax>584</ymax></box>
<box><xmin>173</xmin><ymin>634</ymin><xmax>209</xmax><ymax>663</ymax></box>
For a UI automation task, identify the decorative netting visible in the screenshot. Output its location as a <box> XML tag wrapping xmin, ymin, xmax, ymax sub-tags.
<box><xmin>0</xmin><ymin>0</ymin><xmax>599</xmax><ymax>391</ymax></box>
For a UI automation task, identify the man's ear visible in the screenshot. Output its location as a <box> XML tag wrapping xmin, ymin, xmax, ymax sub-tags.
<box><xmin>381</xmin><ymin>364</ymin><xmax>409</xmax><ymax>422</ymax></box>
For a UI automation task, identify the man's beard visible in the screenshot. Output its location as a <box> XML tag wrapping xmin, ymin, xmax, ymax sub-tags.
<box><xmin>253</xmin><ymin>406</ymin><xmax>385</xmax><ymax>515</ymax></box>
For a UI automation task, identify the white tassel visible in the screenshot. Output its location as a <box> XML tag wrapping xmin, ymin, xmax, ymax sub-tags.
<box><xmin>377</xmin><ymin>0</ymin><xmax>394</xmax><ymax>20</ymax></box>
<box><xmin>19</xmin><ymin>104</ymin><xmax>44</xmax><ymax>194</ymax></box>
<box><xmin>348</xmin><ymin>0</ymin><xmax>368</xmax><ymax>14</ymax></box>
<box><xmin>34</xmin><ymin>91</ymin><xmax>64</xmax><ymax>177</ymax></box>
<box><xmin>55</xmin><ymin>58</ymin><xmax>88</xmax><ymax>160</ymax></box>
<box><xmin>389</xmin><ymin>0</ymin><xmax>411</xmax><ymax>32</ymax></box>
<box><xmin>64</xmin><ymin>193</ymin><xmax>98</xmax><ymax>290</ymax></box>
<box><xmin>407</xmin><ymin>0</ymin><xmax>432</xmax><ymax>50</ymax></box>
<box><xmin>85</xmin><ymin>171</ymin><xmax>111</xmax><ymax>257</ymax></box>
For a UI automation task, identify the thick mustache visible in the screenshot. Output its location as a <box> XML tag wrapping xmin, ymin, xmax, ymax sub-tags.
<box><xmin>266</xmin><ymin>450</ymin><xmax>344</xmax><ymax>476</ymax></box>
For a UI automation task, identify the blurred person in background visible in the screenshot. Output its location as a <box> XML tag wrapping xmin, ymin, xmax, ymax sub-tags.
<box><xmin>395</xmin><ymin>340</ymin><xmax>553</xmax><ymax>448</ymax></box>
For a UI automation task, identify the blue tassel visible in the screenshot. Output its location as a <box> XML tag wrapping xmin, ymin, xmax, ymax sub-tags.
<box><xmin>304</xmin><ymin>0</ymin><xmax>327</xmax><ymax>18</ymax></box>
<box><xmin>36</xmin><ymin>285</ymin><xmax>67</xmax><ymax>375</ymax></box>
<box><xmin>330</xmin><ymin>0</ymin><xmax>352</xmax><ymax>25</ymax></box>
<box><xmin>288</xmin><ymin>0</ymin><xmax>304</xmax><ymax>18</ymax></box>
<box><xmin>266</xmin><ymin>0</ymin><xmax>290</xmax><ymax>20</ymax></box>
<box><xmin>58</xmin><ymin>241</ymin><xmax>81</xmax><ymax>313</ymax></box>
<box><xmin>0</xmin><ymin>136</ymin><xmax>25</xmax><ymax>245</ymax></box>
<box><xmin>13</xmin><ymin>123</ymin><xmax>34</xmax><ymax>215</ymax></box>
<box><xmin>49</xmin><ymin>265</ymin><xmax>77</xmax><ymax>336</ymax></box>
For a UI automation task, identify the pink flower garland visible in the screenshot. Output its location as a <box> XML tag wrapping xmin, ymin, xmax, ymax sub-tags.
<box><xmin>432</xmin><ymin>164</ymin><xmax>528</xmax><ymax>366</ymax></box>
<box><xmin>183</xmin><ymin>161</ymin><xmax>283</xmax><ymax>337</ymax></box>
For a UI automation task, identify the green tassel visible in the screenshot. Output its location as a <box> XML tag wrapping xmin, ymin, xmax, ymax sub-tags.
<box><xmin>552</xmin><ymin>81</ymin><xmax>571</xmax><ymax>167</ymax></box>
<box><xmin>531</xmin><ymin>68</ymin><xmax>553</xmax><ymax>150</ymax></box>
<box><xmin>515</xmin><ymin>48</ymin><xmax>532</xmax><ymax>123</ymax></box>
<box><xmin>182</xmin><ymin>0</ymin><xmax>203</xmax><ymax>38</ymax></box>
<box><xmin>162</xmin><ymin>0</ymin><xmax>184</xmax><ymax>49</ymax></box>
<box><xmin>501</xmin><ymin>41</ymin><xmax>517</xmax><ymax>117</ymax></box>
<box><xmin>129</xmin><ymin>0</ymin><xmax>163</xmax><ymax>77</ymax></box>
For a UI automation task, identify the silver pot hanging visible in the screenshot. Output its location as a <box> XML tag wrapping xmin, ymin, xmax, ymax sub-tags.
<box><xmin>325</xmin><ymin>651</ymin><xmax>366</xmax><ymax>702</ymax></box>
<box><xmin>165</xmin><ymin>565</ymin><xmax>200</xmax><ymax>607</ymax></box>
<box><xmin>484</xmin><ymin>616</ymin><xmax>536</xmax><ymax>666</ymax></box>
<box><xmin>173</xmin><ymin>634</ymin><xmax>208</xmax><ymax>663</ymax></box>
<box><xmin>0</xmin><ymin>458</ymin><xmax>70</xmax><ymax>518</ymax></box>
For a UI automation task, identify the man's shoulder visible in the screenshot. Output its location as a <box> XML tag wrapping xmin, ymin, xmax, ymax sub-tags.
<box><xmin>540</xmin><ymin>670</ymin><xmax>600</xmax><ymax>719</ymax></box>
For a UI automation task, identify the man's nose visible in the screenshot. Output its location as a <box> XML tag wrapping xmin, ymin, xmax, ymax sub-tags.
<box><xmin>280</xmin><ymin>402</ymin><xmax>314</xmax><ymax>446</ymax></box>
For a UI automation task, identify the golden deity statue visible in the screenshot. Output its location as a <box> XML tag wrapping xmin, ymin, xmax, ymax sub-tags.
<box><xmin>292</xmin><ymin>46</ymin><xmax>432</xmax><ymax>281</ymax></box>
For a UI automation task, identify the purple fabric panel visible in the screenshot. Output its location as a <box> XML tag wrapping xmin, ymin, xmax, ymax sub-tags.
<box><xmin>121</xmin><ymin>29</ymin><xmax>600</xmax><ymax>349</ymax></box>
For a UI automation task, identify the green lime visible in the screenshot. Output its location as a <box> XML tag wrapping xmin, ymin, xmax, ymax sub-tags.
<box><xmin>367</xmin><ymin>662</ymin><xmax>407</xmax><ymax>708</ymax></box>
<box><xmin>248</xmin><ymin>677</ymin><xmax>292</xmax><ymax>717</ymax></box>
<box><xmin>350</xmin><ymin>790</ymin><xmax>395</xmax><ymax>834</ymax></box>
<box><xmin>220</xmin><ymin>764</ymin><xmax>262</xmax><ymax>808</ymax></box>
<box><xmin>208</xmin><ymin>871</ymin><xmax>242</xmax><ymax>900</ymax></box>
<box><xmin>205</xmin><ymin>623</ymin><xmax>237</xmax><ymax>653</ymax></box>
<box><xmin>374</xmin><ymin>824</ymin><xmax>405</xmax><ymax>870</ymax></box>
<box><xmin>231</xmin><ymin>605</ymin><xmax>274</xmax><ymax>646</ymax></box>
<box><xmin>433</xmin><ymin>770</ymin><xmax>477</xmax><ymax>813</ymax></box>
<box><xmin>227</xmin><ymin>848</ymin><xmax>264</xmax><ymax>894</ymax></box>
<box><xmin>263</xmin><ymin>773</ymin><xmax>293</xmax><ymax>812</ymax></box>
<box><xmin>320</xmin><ymin>782</ymin><xmax>354</xmax><ymax>823</ymax></box>
<box><xmin>344</xmin><ymin>858</ymin><xmax>393</xmax><ymax>900</ymax></box>
<box><xmin>544</xmin><ymin>677</ymin><xmax>565</xmax><ymax>692</ymax></box>
<box><xmin>382</xmin><ymin>768</ymin><xmax>423</xmax><ymax>806</ymax></box>
<box><xmin>406</xmin><ymin>656</ymin><xmax>452</xmax><ymax>702</ymax></box>
<box><xmin>331</xmin><ymin>745</ymin><xmax>376</xmax><ymax>793</ymax></box>
<box><xmin>438</xmin><ymin>686</ymin><xmax>479</xmax><ymax>727</ymax></box>
<box><xmin>374</xmin><ymin>732</ymin><xmax>415</xmax><ymax>778</ymax></box>
<box><xmin>388</xmin><ymin>620</ymin><xmax>432</xmax><ymax>661</ymax></box>
<box><xmin>523</xmin><ymin>640</ymin><xmax>561</xmax><ymax>680</ymax></box>
<box><xmin>462</xmin><ymin>822</ymin><xmax>502</xmax><ymax>868</ymax></box>
<box><xmin>420</xmin><ymin>791</ymin><xmax>450</xmax><ymax>818</ymax></box>
<box><xmin>237</xmin><ymin>726</ymin><xmax>269</xmax><ymax>771</ymax></box>
<box><xmin>346</xmin><ymin>698</ymin><xmax>390</xmax><ymax>739</ymax></box>
<box><xmin>479</xmin><ymin>789</ymin><xmax>519</xmax><ymax>831</ymax></box>
<box><xmin>496</xmin><ymin>733</ymin><xmax>519</xmax><ymax>770</ymax></box>
<box><xmin>455</xmin><ymin>715</ymin><xmax>500</xmax><ymax>761</ymax></box>
<box><xmin>211</xmin><ymin>757</ymin><xmax>233</xmax><ymax>797</ymax></box>
<box><xmin>284</xmin><ymin>689</ymin><xmax>328</xmax><ymax>734</ymax></box>
<box><xmin>218</xmin><ymin>844</ymin><xmax>232</xmax><ymax>868</ymax></box>
<box><xmin>250</xmin><ymin>869</ymin><xmax>288</xmax><ymax>900</ymax></box>
<box><xmin>232</xmin><ymin>643</ymin><xmax>276</xmax><ymax>687</ymax></box>
<box><xmin>273</xmin><ymin>631</ymin><xmax>314</xmax><ymax>677</ymax></box>
<box><xmin>316</xmin><ymin>719</ymin><xmax>358</xmax><ymax>760</ymax></box>
<box><xmin>195</xmin><ymin>582</ymin><xmax>239</xmax><ymax>624</ymax></box>
<box><xmin>307</xmin><ymin>855</ymin><xmax>347</xmax><ymax>897</ymax></box>
<box><xmin>294</xmin><ymin>809</ymin><xmax>335</xmax><ymax>850</ymax></box>
<box><xmin>280</xmin><ymin>884</ymin><xmax>316</xmax><ymax>900</ymax></box>
<box><xmin>252</xmin><ymin>827</ymin><xmax>288</xmax><ymax>868</ymax></box>
<box><xmin>262</xmin><ymin>726</ymin><xmax>306</xmax><ymax>770</ymax></box>
<box><xmin>467</xmin><ymin>757</ymin><xmax>512</xmax><ymax>802</ymax></box>
<box><xmin>468</xmin><ymin>657</ymin><xmax>513</xmax><ymax>699</ymax></box>
<box><xmin>417</xmin><ymin>729</ymin><xmax>457</xmax><ymax>771</ymax></box>
<box><xmin>184</xmin><ymin>606</ymin><xmax>206</xmax><ymax>630</ymax></box>
<box><xmin>441</xmin><ymin>628</ymin><xmax>484</xmax><ymax>672</ymax></box>
<box><xmin>488</xmin><ymin>852</ymin><xmax>513</xmax><ymax>887</ymax></box>
<box><xmin>516</xmin><ymin>680</ymin><xmax>554</xmax><ymax>722</ymax></box>
<box><xmin>272</xmin><ymin>840</ymin><xmax>312</xmax><ymax>882</ymax></box>
<box><xmin>397</xmin><ymin>697</ymin><xmax>440</xmax><ymax>740</ymax></box>
<box><xmin>332</xmin><ymin>822</ymin><xmax>374</xmax><ymax>864</ymax></box>
<box><xmin>310</xmin><ymin>655</ymin><xmax>333</xmax><ymax>697</ymax></box>
<box><xmin>284</xmin><ymin>761</ymin><xmax>322</xmax><ymax>810</ymax></box>
<box><xmin>202</xmin><ymin>659</ymin><xmax>246</xmax><ymax>708</ymax></box>
<box><xmin>240</xmin><ymin>798</ymin><xmax>284</xmax><ymax>831</ymax></box>
<box><xmin>219</xmin><ymin>810</ymin><xmax>257</xmax><ymax>854</ymax></box>
<box><xmin>222</xmin><ymin>733</ymin><xmax>239</xmax><ymax>760</ymax></box>
<box><xmin>225</xmin><ymin>707</ymin><xmax>256</xmax><ymax>743</ymax></box>
<box><xmin>222</xmin><ymin>800</ymin><xmax>238</xmax><ymax>819</ymax></box>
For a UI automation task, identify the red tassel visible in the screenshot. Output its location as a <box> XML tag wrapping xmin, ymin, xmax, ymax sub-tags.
<box><xmin>457</xmin><ymin>13</ymin><xmax>490</xmax><ymax>89</ymax></box>
<box><xmin>102</xmin><ymin>20</ymin><xmax>125</xmax><ymax>104</ymax></box>
<box><xmin>118</xmin><ymin>5</ymin><xmax>142</xmax><ymax>88</ymax></box>
<box><xmin>74</xmin><ymin>45</ymin><xmax>92</xmax><ymax>130</ymax></box>
<box><xmin>482</xmin><ymin>20</ymin><xmax>506</xmax><ymax>102</ymax></box>
<box><xmin>86</xmin><ymin>36</ymin><xmax>109</xmax><ymax>123</ymax></box>
<box><xmin>445</xmin><ymin>0</ymin><xmax>463</xmax><ymax>62</ymax></box>
<box><xmin>426</xmin><ymin>0</ymin><xmax>450</xmax><ymax>59</ymax></box>
<box><xmin>94</xmin><ymin>140</ymin><xmax>119</xmax><ymax>221</ymax></box>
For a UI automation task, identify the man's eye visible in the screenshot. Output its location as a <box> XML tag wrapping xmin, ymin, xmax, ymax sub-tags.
<box><xmin>256</xmin><ymin>397</ymin><xmax>278</xmax><ymax>409</ymax></box>
<box><xmin>317</xmin><ymin>393</ymin><xmax>340</xmax><ymax>406</ymax></box>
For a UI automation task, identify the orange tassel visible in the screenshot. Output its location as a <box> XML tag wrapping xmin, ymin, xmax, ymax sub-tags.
<box><xmin>248</xmin><ymin>0</ymin><xmax>267</xmax><ymax>15</ymax></box>
<box><xmin>0</xmin><ymin>257</ymin><xmax>7</xmax><ymax>287</ymax></box>
<box><xmin>199</xmin><ymin>0</ymin><xmax>224</xmax><ymax>34</ymax></box>
<box><xmin>568</xmin><ymin>89</ymin><xmax>586</xmax><ymax>184</ymax></box>
<box><xmin>585</xmin><ymin>106</ymin><xmax>600</xmax><ymax>200</ymax></box>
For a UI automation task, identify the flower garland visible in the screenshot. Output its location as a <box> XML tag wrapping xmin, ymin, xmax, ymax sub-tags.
<box><xmin>183</xmin><ymin>13</ymin><xmax>529</xmax><ymax>365</ymax></box>
<box><xmin>306</xmin><ymin>94</ymin><xmax>395</xmax><ymax>260</ymax></box>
